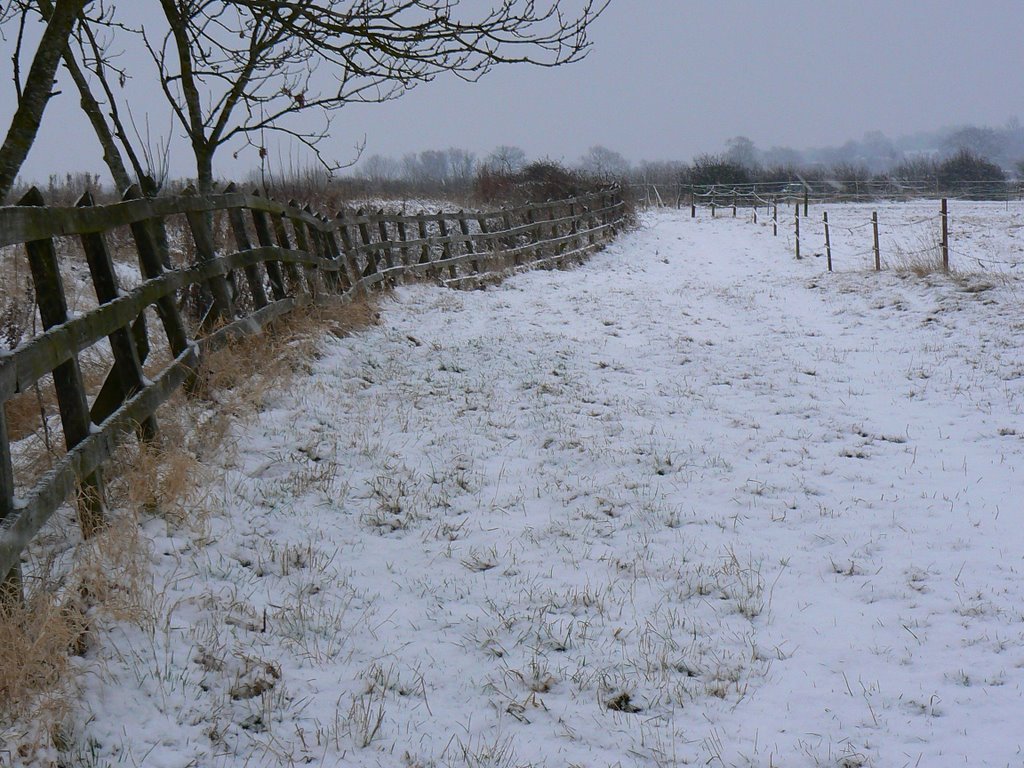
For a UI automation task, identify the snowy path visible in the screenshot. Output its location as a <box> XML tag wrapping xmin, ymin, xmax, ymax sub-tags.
<box><xmin>83</xmin><ymin>209</ymin><xmax>1024</xmax><ymax>767</ymax></box>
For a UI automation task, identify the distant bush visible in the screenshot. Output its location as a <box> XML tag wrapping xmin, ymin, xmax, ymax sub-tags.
<box><xmin>890</xmin><ymin>156</ymin><xmax>940</xmax><ymax>182</ymax></box>
<box><xmin>689</xmin><ymin>154</ymin><xmax>751</xmax><ymax>187</ymax></box>
<box><xmin>936</xmin><ymin>149</ymin><xmax>1005</xmax><ymax>197</ymax></box>
<box><xmin>475</xmin><ymin>161</ymin><xmax>606</xmax><ymax>204</ymax></box>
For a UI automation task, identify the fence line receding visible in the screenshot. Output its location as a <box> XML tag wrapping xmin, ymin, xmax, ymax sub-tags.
<box><xmin>0</xmin><ymin>186</ymin><xmax>626</xmax><ymax>603</ymax></box>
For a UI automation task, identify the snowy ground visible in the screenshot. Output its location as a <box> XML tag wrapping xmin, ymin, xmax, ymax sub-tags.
<box><xmin>47</xmin><ymin>204</ymin><xmax>1024</xmax><ymax>766</ymax></box>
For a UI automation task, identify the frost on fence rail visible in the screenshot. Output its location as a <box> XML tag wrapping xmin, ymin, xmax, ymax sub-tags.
<box><xmin>0</xmin><ymin>186</ymin><xmax>627</xmax><ymax>605</ymax></box>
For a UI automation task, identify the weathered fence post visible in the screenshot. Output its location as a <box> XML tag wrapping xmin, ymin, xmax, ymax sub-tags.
<box><xmin>123</xmin><ymin>186</ymin><xmax>191</xmax><ymax>362</ymax></box>
<box><xmin>376</xmin><ymin>210</ymin><xmax>397</xmax><ymax>277</ymax></box>
<box><xmin>76</xmin><ymin>191</ymin><xmax>158</xmax><ymax>441</ymax></box>
<box><xmin>537</xmin><ymin>203</ymin><xmax>549</xmax><ymax>257</ymax></box>
<box><xmin>183</xmin><ymin>187</ymin><xmax>236</xmax><ymax>329</ymax></box>
<box><xmin>250</xmin><ymin>193</ymin><xmax>288</xmax><ymax>301</ymax></box>
<box><xmin>355</xmin><ymin>209</ymin><xmax>380</xmax><ymax>280</ymax></box>
<box><xmin>19</xmin><ymin>188</ymin><xmax>106</xmax><ymax>538</ymax></box>
<box><xmin>320</xmin><ymin>217</ymin><xmax>352</xmax><ymax>292</ymax></box>
<box><xmin>458</xmin><ymin>211</ymin><xmax>479</xmax><ymax>275</ymax></box>
<box><xmin>772</xmin><ymin>200</ymin><xmax>778</xmax><ymax>236</ymax></box>
<box><xmin>335</xmin><ymin>210</ymin><xmax>364</xmax><ymax>289</ymax></box>
<box><xmin>224</xmin><ymin>183</ymin><xmax>269</xmax><ymax>309</ymax></box>
<box><xmin>608</xmin><ymin>191</ymin><xmax>622</xmax><ymax>236</ymax></box>
<box><xmin>287</xmin><ymin>203</ymin><xmax>325</xmax><ymax>295</ymax></box>
<box><xmin>940</xmin><ymin>198</ymin><xmax>949</xmax><ymax>271</ymax></box>
<box><xmin>500</xmin><ymin>209</ymin><xmax>517</xmax><ymax>266</ymax></box>
<box><xmin>437</xmin><ymin>213</ymin><xmax>457</xmax><ymax>280</ymax></box>
<box><xmin>525</xmin><ymin>206</ymin><xmax>539</xmax><ymax>263</ymax></box>
<box><xmin>475</xmin><ymin>212</ymin><xmax>492</xmax><ymax>273</ymax></box>
<box><xmin>272</xmin><ymin>209</ymin><xmax>307</xmax><ymax>295</ymax></box>
<box><xmin>548</xmin><ymin>205</ymin><xmax>565</xmax><ymax>263</ymax></box>
<box><xmin>568</xmin><ymin>200</ymin><xmax>581</xmax><ymax>260</ymax></box>
<box><xmin>803</xmin><ymin>188</ymin><xmax>809</xmax><ymax>217</ymax></box>
<box><xmin>583</xmin><ymin>204</ymin><xmax>597</xmax><ymax>250</ymax></box>
<box><xmin>872</xmin><ymin>211</ymin><xmax>881</xmax><ymax>271</ymax></box>
<box><xmin>794</xmin><ymin>204</ymin><xmax>801</xmax><ymax>260</ymax></box>
<box><xmin>416</xmin><ymin>217</ymin><xmax>432</xmax><ymax>275</ymax></box>
<box><xmin>823</xmin><ymin>211</ymin><xmax>832</xmax><ymax>273</ymax></box>
<box><xmin>396</xmin><ymin>216</ymin><xmax>411</xmax><ymax>269</ymax></box>
<box><xmin>0</xmin><ymin>408</ymin><xmax>22</xmax><ymax>608</ymax></box>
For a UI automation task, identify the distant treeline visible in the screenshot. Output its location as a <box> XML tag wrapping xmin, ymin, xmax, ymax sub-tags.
<box><xmin>22</xmin><ymin>122</ymin><xmax>1024</xmax><ymax>206</ymax></box>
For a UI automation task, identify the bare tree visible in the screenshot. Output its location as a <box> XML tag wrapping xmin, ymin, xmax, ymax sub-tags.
<box><xmin>724</xmin><ymin>136</ymin><xmax>759</xmax><ymax>170</ymax></box>
<box><xmin>133</xmin><ymin>0</ymin><xmax>608</xmax><ymax>193</ymax></box>
<box><xmin>446</xmin><ymin>147</ymin><xmax>477</xmax><ymax>187</ymax></box>
<box><xmin>483</xmin><ymin>144</ymin><xmax>527</xmax><ymax>174</ymax></box>
<box><xmin>359</xmin><ymin>153</ymin><xmax>400</xmax><ymax>184</ymax></box>
<box><xmin>578</xmin><ymin>144</ymin><xmax>629</xmax><ymax>179</ymax></box>
<box><xmin>2</xmin><ymin>1</ymin><xmax>606</xmax><ymax>197</ymax></box>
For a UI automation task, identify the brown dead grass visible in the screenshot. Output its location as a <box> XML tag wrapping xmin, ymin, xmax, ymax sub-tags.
<box><xmin>0</xmin><ymin>506</ymin><xmax>153</xmax><ymax>762</ymax></box>
<box><xmin>103</xmin><ymin>396</ymin><xmax>212</xmax><ymax>531</ymax></box>
<box><xmin>890</xmin><ymin>233</ymin><xmax>953</xmax><ymax>278</ymax></box>
<box><xmin>0</xmin><ymin>591</ymin><xmax>85</xmax><ymax>719</ymax></box>
<box><xmin>893</xmin><ymin>252</ymin><xmax>950</xmax><ymax>278</ymax></box>
<box><xmin>193</xmin><ymin>296</ymin><xmax>380</xmax><ymax>416</ymax></box>
<box><xmin>0</xmin><ymin>505</ymin><xmax>149</xmax><ymax>729</ymax></box>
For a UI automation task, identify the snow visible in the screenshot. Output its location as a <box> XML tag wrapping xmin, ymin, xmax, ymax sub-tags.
<box><xmin>29</xmin><ymin>204</ymin><xmax>1024</xmax><ymax>766</ymax></box>
<box><xmin>770</xmin><ymin>197</ymin><xmax>1024</xmax><ymax>274</ymax></box>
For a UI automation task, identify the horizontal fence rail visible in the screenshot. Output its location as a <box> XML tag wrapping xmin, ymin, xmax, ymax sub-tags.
<box><xmin>0</xmin><ymin>186</ymin><xmax>626</xmax><ymax>600</ymax></box>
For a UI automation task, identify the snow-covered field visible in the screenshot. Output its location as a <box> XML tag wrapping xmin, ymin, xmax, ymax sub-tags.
<box><xmin>40</xmin><ymin>204</ymin><xmax>1024</xmax><ymax>766</ymax></box>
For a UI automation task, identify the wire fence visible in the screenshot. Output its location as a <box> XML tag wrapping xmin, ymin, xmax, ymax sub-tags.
<box><xmin>686</xmin><ymin>195</ymin><xmax>1024</xmax><ymax>274</ymax></box>
<box><xmin>627</xmin><ymin>179</ymin><xmax>1024</xmax><ymax>209</ymax></box>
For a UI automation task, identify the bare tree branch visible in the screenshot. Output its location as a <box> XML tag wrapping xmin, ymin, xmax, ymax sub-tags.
<box><xmin>145</xmin><ymin>0</ymin><xmax>609</xmax><ymax>191</ymax></box>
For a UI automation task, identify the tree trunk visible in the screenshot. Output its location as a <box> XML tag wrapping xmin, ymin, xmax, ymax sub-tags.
<box><xmin>0</xmin><ymin>0</ymin><xmax>89</xmax><ymax>201</ymax></box>
<box><xmin>195</xmin><ymin>146</ymin><xmax>215</xmax><ymax>196</ymax></box>
<box><xmin>68</xmin><ymin>63</ymin><xmax>133</xmax><ymax>193</ymax></box>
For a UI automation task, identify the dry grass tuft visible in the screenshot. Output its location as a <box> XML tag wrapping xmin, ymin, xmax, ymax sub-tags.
<box><xmin>890</xmin><ymin>233</ymin><xmax>952</xmax><ymax>277</ymax></box>
<box><xmin>3</xmin><ymin>385</ymin><xmax>53</xmax><ymax>445</ymax></box>
<box><xmin>893</xmin><ymin>253</ymin><xmax>949</xmax><ymax>278</ymax></box>
<box><xmin>194</xmin><ymin>297</ymin><xmax>379</xmax><ymax>416</ymax></box>
<box><xmin>5</xmin><ymin>352</ymin><xmax>115</xmax><ymax>499</ymax></box>
<box><xmin>71</xmin><ymin>512</ymin><xmax>153</xmax><ymax>626</ymax></box>
<box><xmin>102</xmin><ymin>397</ymin><xmax>213</xmax><ymax>531</ymax></box>
<box><xmin>0</xmin><ymin>510</ymin><xmax>152</xmax><ymax>761</ymax></box>
<box><xmin>0</xmin><ymin>593</ymin><xmax>86</xmax><ymax>721</ymax></box>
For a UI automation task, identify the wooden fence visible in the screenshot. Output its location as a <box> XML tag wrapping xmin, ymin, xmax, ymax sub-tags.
<box><xmin>0</xmin><ymin>185</ymin><xmax>625</xmax><ymax>603</ymax></box>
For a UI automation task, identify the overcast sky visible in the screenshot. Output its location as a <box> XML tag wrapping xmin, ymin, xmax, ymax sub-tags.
<box><xmin>6</xmin><ymin>0</ymin><xmax>1024</xmax><ymax>181</ymax></box>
